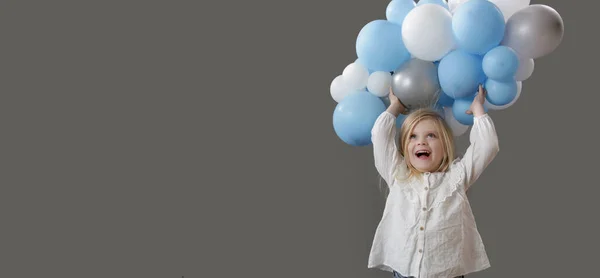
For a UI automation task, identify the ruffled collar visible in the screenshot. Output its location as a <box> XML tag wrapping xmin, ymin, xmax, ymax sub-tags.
<box><xmin>393</xmin><ymin>159</ymin><xmax>465</xmax><ymax>211</ymax></box>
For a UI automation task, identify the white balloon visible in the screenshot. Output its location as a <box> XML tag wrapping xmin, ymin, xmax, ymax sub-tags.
<box><xmin>448</xmin><ymin>0</ymin><xmax>469</xmax><ymax>13</ymax></box>
<box><xmin>367</xmin><ymin>71</ymin><xmax>393</xmax><ymax>97</ymax></box>
<box><xmin>489</xmin><ymin>0</ymin><xmax>530</xmax><ymax>21</ymax></box>
<box><xmin>443</xmin><ymin>107</ymin><xmax>469</xmax><ymax>137</ymax></box>
<box><xmin>330</xmin><ymin>75</ymin><xmax>352</xmax><ymax>103</ymax></box>
<box><xmin>402</xmin><ymin>4</ymin><xmax>455</xmax><ymax>61</ymax></box>
<box><xmin>342</xmin><ymin>62</ymin><xmax>369</xmax><ymax>91</ymax></box>
<box><xmin>484</xmin><ymin>81</ymin><xmax>522</xmax><ymax>110</ymax></box>
<box><xmin>515</xmin><ymin>58</ymin><xmax>534</xmax><ymax>81</ymax></box>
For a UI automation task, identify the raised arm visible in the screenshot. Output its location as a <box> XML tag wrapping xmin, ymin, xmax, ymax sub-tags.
<box><xmin>461</xmin><ymin>85</ymin><xmax>500</xmax><ymax>190</ymax></box>
<box><xmin>371</xmin><ymin>89</ymin><xmax>407</xmax><ymax>187</ymax></box>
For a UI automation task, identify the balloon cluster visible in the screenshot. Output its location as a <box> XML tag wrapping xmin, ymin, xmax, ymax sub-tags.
<box><xmin>331</xmin><ymin>0</ymin><xmax>564</xmax><ymax>146</ymax></box>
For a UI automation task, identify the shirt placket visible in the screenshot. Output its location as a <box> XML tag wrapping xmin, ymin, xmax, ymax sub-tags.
<box><xmin>415</xmin><ymin>172</ymin><xmax>431</xmax><ymax>278</ymax></box>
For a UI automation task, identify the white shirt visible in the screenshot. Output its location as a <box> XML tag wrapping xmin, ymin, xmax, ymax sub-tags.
<box><xmin>368</xmin><ymin>111</ymin><xmax>500</xmax><ymax>278</ymax></box>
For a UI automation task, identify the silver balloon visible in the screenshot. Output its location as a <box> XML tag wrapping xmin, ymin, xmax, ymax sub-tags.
<box><xmin>501</xmin><ymin>5</ymin><xmax>564</xmax><ymax>59</ymax></box>
<box><xmin>391</xmin><ymin>59</ymin><xmax>441</xmax><ymax>110</ymax></box>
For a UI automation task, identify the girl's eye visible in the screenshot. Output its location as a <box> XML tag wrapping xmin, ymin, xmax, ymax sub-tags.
<box><xmin>428</xmin><ymin>133</ymin><xmax>436</xmax><ymax>138</ymax></box>
<box><xmin>409</xmin><ymin>134</ymin><xmax>416</xmax><ymax>139</ymax></box>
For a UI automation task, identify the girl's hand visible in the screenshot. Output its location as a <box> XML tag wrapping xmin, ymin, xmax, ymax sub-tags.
<box><xmin>388</xmin><ymin>86</ymin><xmax>401</xmax><ymax>106</ymax></box>
<box><xmin>388</xmin><ymin>87</ymin><xmax>407</xmax><ymax>115</ymax></box>
<box><xmin>466</xmin><ymin>84</ymin><xmax>486</xmax><ymax>117</ymax></box>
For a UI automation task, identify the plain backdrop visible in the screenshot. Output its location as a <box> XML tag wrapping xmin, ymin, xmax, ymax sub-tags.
<box><xmin>0</xmin><ymin>0</ymin><xmax>598</xmax><ymax>277</ymax></box>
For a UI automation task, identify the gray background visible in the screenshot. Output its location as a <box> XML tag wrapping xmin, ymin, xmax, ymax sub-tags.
<box><xmin>0</xmin><ymin>0</ymin><xmax>597</xmax><ymax>277</ymax></box>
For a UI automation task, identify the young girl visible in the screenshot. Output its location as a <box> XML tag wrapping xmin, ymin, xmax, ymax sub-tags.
<box><xmin>368</xmin><ymin>85</ymin><xmax>499</xmax><ymax>278</ymax></box>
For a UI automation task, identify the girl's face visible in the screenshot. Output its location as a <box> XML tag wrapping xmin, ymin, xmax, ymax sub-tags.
<box><xmin>406</xmin><ymin>119</ymin><xmax>445</xmax><ymax>173</ymax></box>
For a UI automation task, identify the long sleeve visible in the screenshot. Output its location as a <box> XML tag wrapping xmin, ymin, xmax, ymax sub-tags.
<box><xmin>371</xmin><ymin>111</ymin><xmax>403</xmax><ymax>187</ymax></box>
<box><xmin>461</xmin><ymin>113</ymin><xmax>500</xmax><ymax>190</ymax></box>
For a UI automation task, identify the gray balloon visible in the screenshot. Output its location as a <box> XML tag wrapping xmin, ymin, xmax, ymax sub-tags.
<box><xmin>501</xmin><ymin>5</ymin><xmax>564</xmax><ymax>59</ymax></box>
<box><xmin>391</xmin><ymin>59</ymin><xmax>440</xmax><ymax>110</ymax></box>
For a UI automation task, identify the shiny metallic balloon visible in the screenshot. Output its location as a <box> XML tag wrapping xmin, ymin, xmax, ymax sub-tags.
<box><xmin>501</xmin><ymin>5</ymin><xmax>564</xmax><ymax>59</ymax></box>
<box><xmin>391</xmin><ymin>59</ymin><xmax>441</xmax><ymax>110</ymax></box>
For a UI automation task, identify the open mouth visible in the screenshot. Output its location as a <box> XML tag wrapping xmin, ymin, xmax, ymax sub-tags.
<box><xmin>415</xmin><ymin>150</ymin><xmax>430</xmax><ymax>159</ymax></box>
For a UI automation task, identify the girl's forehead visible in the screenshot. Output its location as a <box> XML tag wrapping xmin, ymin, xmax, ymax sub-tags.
<box><xmin>413</xmin><ymin>119</ymin><xmax>438</xmax><ymax>130</ymax></box>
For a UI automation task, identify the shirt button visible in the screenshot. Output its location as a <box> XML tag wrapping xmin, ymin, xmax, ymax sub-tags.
<box><xmin>424</xmin><ymin>186</ymin><xmax>429</xmax><ymax>190</ymax></box>
<box><xmin>422</xmin><ymin>207</ymin><xmax>427</xmax><ymax>211</ymax></box>
<box><xmin>419</xmin><ymin>249</ymin><xmax>423</xmax><ymax>253</ymax></box>
<box><xmin>420</xmin><ymin>226</ymin><xmax>424</xmax><ymax>231</ymax></box>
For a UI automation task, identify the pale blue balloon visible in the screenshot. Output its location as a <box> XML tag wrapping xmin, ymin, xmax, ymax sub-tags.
<box><xmin>396</xmin><ymin>113</ymin><xmax>407</xmax><ymax>128</ymax></box>
<box><xmin>452</xmin><ymin>96</ymin><xmax>488</xmax><ymax>126</ymax></box>
<box><xmin>386</xmin><ymin>0</ymin><xmax>416</xmax><ymax>25</ymax></box>
<box><xmin>485</xmin><ymin>79</ymin><xmax>518</xmax><ymax>106</ymax></box>
<box><xmin>356</xmin><ymin>20</ymin><xmax>411</xmax><ymax>72</ymax></box>
<box><xmin>482</xmin><ymin>46</ymin><xmax>519</xmax><ymax>80</ymax></box>
<box><xmin>418</xmin><ymin>0</ymin><xmax>449</xmax><ymax>10</ymax></box>
<box><xmin>452</xmin><ymin>0</ymin><xmax>505</xmax><ymax>55</ymax></box>
<box><xmin>333</xmin><ymin>91</ymin><xmax>387</xmax><ymax>146</ymax></box>
<box><xmin>437</xmin><ymin>91</ymin><xmax>455</xmax><ymax>107</ymax></box>
<box><xmin>438</xmin><ymin>50</ymin><xmax>486</xmax><ymax>99</ymax></box>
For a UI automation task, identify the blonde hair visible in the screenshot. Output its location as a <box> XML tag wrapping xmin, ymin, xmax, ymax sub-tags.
<box><xmin>397</xmin><ymin>108</ymin><xmax>455</xmax><ymax>181</ymax></box>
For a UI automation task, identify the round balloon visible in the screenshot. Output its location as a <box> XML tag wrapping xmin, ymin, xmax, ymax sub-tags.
<box><xmin>438</xmin><ymin>50</ymin><xmax>486</xmax><ymax>99</ymax></box>
<box><xmin>489</xmin><ymin>0</ymin><xmax>530</xmax><ymax>21</ymax></box>
<box><xmin>448</xmin><ymin>0</ymin><xmax>469</xmax><ymax>13</ymax></box>
<box><xmin>485</xmin><ymin>78</ymin><xmax>518</xmax><ymax>106</ymax></box>
<box><xmin>367</xmin><ymin>71</ymin><xmax>393</xmax><ymax>97</ymax></box>
<box><xmin>333</xmin><ymin>91</ymin><xmax>386</xmax><ymax>146</ymax></box>
<box><xmin>402</xmin><ymin>4</ymin><xmax>455</xmax><ymax>61</ymax></box>
<box><xmin>443</xmin><ymin>106</ymin><xmax>469</xmax><ymax>136</ymax></box>
<box><xmin>330</xmin><ymin>75</ymin><xmax>351</xmax><ymax>103</ymax></box>
<box><xmin>482</xmin><ymin>46</ymin><xmax>519</xmax><ymax>80</ymax></box>
<box><xmin>356</xmin><ymin>20</ymin><xmax>412</xmax><ymax>72</ymax></box>
<box><xmin>417</xmin><ymin>0</ymin><xmax>449</xmax><ymax>10</ymax></box>
<box><xmin>485</xmin><ymin>81</ymin><xmax>522</xmax><ymax>110</ymax></box>
<box><xmin>452</xmin><ymin>97</ymin><xmax>473</xmax><ymax>126</ymax></box>
<box><xmin>386</xmin><ymin>0</ymin><xmax>416</xmax><ymax>26</ymax></box>
<box><xmin>501</xmin><ymin>5</ymin><xmax>564</xmax><ymax>59</ymax></box>
<box><xmin>515</xmin><ymin>58</ymin><xmax>534</xmax><ymax>81</ymax></box>
<box><xmin>452</xmin><ymin>0</ymin><xmax>505</xmax><ymax>55</ymax></box>
<box><xmin>342</xmin><ymin>62</ymin><xmax>369</xmax><ymax>91</ymax></box>
<box><xmin>391</xmin><ymin>58</ymin><xmax>440</xmax><ymax>109</ymax></box>
<box><xmin>437</xmin><ymin>91</ymin><xmax>455</xmax><ymax>107</ymax></box>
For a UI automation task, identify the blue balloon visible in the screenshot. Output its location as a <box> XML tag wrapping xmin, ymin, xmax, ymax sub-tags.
<box><xmin>396</xmin><ymin>113</ymin><xmax>407</xmax><ymax>128</ymax></box>
<box><xmin>386</xmin><ymin>0</ymin><xmax>416</xmax><ymax>25</ymax></box>
<box><xmin>437</xmin><ymin>91</ymin><xmax>455</xmax><ymax>107</ymax></box>
<box><xmin>380</xmin><ymin>96</ymin><xmax>391</xmax><ymax>107</ymax></box>
<box><xmin>356</xmin><ymin>20</ymin><xmax>411</xmax><ymax>72</ymax></box>
<box><xmin>452</xmin><ymin>96</ymin><xmax>488</xmax><ymax>126</ymax></box>
<box><xmin>482</xmin><ymin>46</ymin><xmax>519</xmax><ymax>80</ymax></box>
<box><xmin>417</xmin><ymin>0</ymin><xmax>449</xmax><ymax>10</ymax></box>
<box><xmin>485</xmin><ymin>79</ymin><xmax>518</xmax><ymax>106</ymax></box>
<box><xmin>333</xmin><ymin>91</ymin><xmax>387</xmax><ymax>146</ymax></box>
<box><xmin>438</xmin><ymin>50</ymin><xmax>486</xmax><ymax>99</ymax></box>
<box><xmin>452</xmin><ymin>0</ymin><xmax>505</xmax><ymax>55</ymax></box>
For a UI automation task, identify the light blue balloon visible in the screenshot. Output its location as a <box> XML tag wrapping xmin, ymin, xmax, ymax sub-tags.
<box><xmin>438</xmin><ymin>50</ymin><xmax>486</xmax><ymax>99</ymax></box>
<box><xmin>482</xmin><ymin>46</ymin><xmax>519</xmax><ymax>80</ymax></box>
<box><xmin>380</xmin><ymin>96</ymin><xmax>391</xmax><ymax>107</ymax></box>
<box><xmin>452</xmin><ymin>0</ymin><xmax>505</xmax><ymax>55</ymax></box>
<box><xmin>395</xmin><ymin>114</ymin><xmax>407</xmax><ymax>129</ymax></box>
<box><xmin>437</xmin><ymin>91</ymin><xmax>455</xmax><ymax>107</ymax></box>
<box><xmin>452</xmin><ymin>96</ymin><xmax>488</xmax><ymax>126</ymax></box>
<box><xmin>356</xmin><ymin>20</ymin><xmax>411</xmax><ymax>72</ymax></box>
<box><xmin>386</xmin><ymin>0</ymin><xmax>416</xmax><ymax>25</ymax></box>
<box><xmin>417</xmin><ymin>0</ymin><xmax>449</xmax><ymax>10</ymax></box>
<box><xmin>333</xmin><ymin>91</ymin><xmax>387</xmax><ymax>146</ymax></box>
<box><xmin>485</xmin><ymin>79</ymin><xmax>518</xmax><ymax>106</ymax></box>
